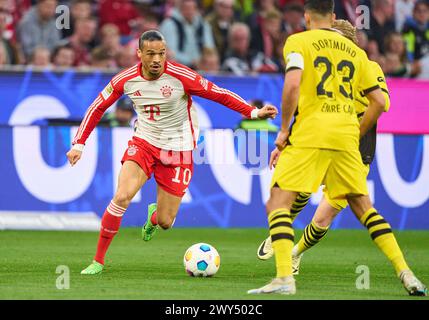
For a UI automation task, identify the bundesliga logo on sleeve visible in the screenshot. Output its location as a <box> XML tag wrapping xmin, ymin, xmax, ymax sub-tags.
<box><xmin>101</xmin><ymin>83</ymin><xmax>114</xmax><ymax>100</ymax></box>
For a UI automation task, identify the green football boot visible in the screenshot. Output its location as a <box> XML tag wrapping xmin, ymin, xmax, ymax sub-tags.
<box><xmin>142</xmin><ymin>203</ymin><xmax>158</xmax><ymax>241</ymax></box>
<box><xmin>81</xmin><ymin>260</ymin><xmax>104</xmax><ymax>275</ymax></box>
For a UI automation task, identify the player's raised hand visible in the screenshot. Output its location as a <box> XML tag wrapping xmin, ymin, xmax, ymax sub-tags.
<box><xmin>274</xmin><ymin>129</ymin><xmax>289</xmax><ymax>151</ymax></box>
<box><xmin>66</xmin><ymin>149</ymin><xmax>82</xmax><ymax>166</ymax></box>
<box><xmin>257</xmin><ymin>105</ymin><xmax>278</xmax><ymax>119</ymax></box>
<box><xmin>269</xmin><ymin>148</ymin><xmax>281</xmax><ymax>170</ymax></box>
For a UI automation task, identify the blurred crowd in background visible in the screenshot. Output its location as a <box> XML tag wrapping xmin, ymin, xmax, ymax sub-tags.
<box><xmin>1</xmin><ymin>0</ymin><xmax>429</xmax><ymax>78</ymax></box>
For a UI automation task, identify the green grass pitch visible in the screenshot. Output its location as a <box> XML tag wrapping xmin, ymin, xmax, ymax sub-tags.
<box><xmin>0</xmin><ymin>228</ymin><xmax>428</xmax><ymax>300</ymax></box>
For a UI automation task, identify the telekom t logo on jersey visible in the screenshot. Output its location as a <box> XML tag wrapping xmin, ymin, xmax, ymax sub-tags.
<box><xmin>144</xmin><ymin>105</ymin><xmax>161</xmax><ymax>121</ymax></box>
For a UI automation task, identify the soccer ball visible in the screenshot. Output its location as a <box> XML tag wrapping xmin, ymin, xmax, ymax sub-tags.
<box><xmin>183</xmin><ymin>243</ymin><xmax>220</xmax><ymax>277</ymax></box>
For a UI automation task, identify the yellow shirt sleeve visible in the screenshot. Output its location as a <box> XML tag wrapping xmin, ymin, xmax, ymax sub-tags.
<box><xmin>358</xmin><ymin>52</ymin><xmax>380</xmax><ymax>96</ymax></box>
<box><xmin>371</xmin><ymin>61</ymin><xmax>390</xmax><ymax>112</ymax></box>
<box><xmin>283</xmin><ymin>35</ymin><xmax>305</xmax><ymax>71</ymax></box>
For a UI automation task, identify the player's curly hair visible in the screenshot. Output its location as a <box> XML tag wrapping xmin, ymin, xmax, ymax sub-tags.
<box><xmin>332</xmin><ymin>19</ymin><xmax>358</xmax><ymax>45</ymax></box>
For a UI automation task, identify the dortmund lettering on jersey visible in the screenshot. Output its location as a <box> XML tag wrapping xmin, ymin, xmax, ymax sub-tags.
<box><xmin>283</xmin><ymin>29</ymin><xmax>380</xmax><ymax>151</ymax></box>
<box><xmin>355</xmin><ymin>60</ymin><xmax>390</xmax><ymax>117</ymax></box>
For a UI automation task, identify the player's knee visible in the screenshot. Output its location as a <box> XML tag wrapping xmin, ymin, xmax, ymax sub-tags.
<box><xmin>347</xmin><ymin>194</ymin><xmax>373</xmax><ymax>219</ymax></box>
<box><xmin>266</xmin><ymin>199</ymin><xmax>282</xmax><ymax>216</ymax></box>
<box><xmin>266</xmin><ymin>189</ymin><xmax>296</xmax><ymax>215</ymax></box>
<box><xmin>313</xmin><ymin>216</ymin><xmax>332</xmax><ymax>228</ymax></box>
<box><xmin>266</xmin><ymin>197</ymin><xmax>286</xmax><ymax>215</ymax></box>
<box><xmin>158</xmin><ymin>216</ymin><xmax>174</xmax><ymax>230</ymax></box>
<box><xmin>112</xmin><ymin>191</ymin><xmax>133</xmax><ymax>208</ymax></box>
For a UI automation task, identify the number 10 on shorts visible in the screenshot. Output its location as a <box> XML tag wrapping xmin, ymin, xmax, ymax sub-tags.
<box><xmin>172</xmin><ymin>167</ymin><xmax>192</xmax><ymax>185</ymax></box>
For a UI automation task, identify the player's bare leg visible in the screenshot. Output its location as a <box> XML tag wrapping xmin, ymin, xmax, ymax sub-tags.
<box><xmin>82</xmin><ymin>161</ymin><xmax>148</xmax><ymax>274</ymax></box>
<box><xmin>156</xmin><ymin>186</ymin><xmax>182</xmax><ymax>229</ymax></box>
<box><xmin>248</xmin><ymin>188</ymin><xmax>298</xmax><ymax>294</ymax></box>
<box><xmin>142</xmin><ymin>186</ymin><xmax>183</xmax><ymax>241</ymax></box>
<box><xmin>291</xmin><ymin>196</ymin><xmax>340</xmax><ymax>274</ymax></box>
<box><xmin>312</xmin><ymin>196</ymin><xmax>340</xmax><ymax>228</ymax></box>
<box><xmin>113</xmin><ymin>161</ymin><xmax>149</xmax><ymax>208</ymax></box>
<box><xmin>347</xmin><ymin>194</ymin><xmax>427</xmax><ymax>296</ymax></box>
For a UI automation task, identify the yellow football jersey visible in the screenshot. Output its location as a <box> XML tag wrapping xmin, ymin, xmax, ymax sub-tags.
<box><xmin>355</xmin><ymin>60</ymin><xmax>390</xmax><ymax>117</ymax></box>
<box><xmin>283</xmin><ymin>29</ymin><xmax>380</xmax><ymax>151</ymax></box>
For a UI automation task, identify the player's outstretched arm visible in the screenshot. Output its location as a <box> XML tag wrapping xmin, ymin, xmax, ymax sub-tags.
<box><xmin>170</xmin><ymin>62</ymin><xmax>278</xmax><ymax>120</ymax></box>
<box><xmin>66</xmin><ymin>66</ymin><xmax>136</xmax><ymax>166</ymax></box>
<box><xmin>192</xmin><ymin>79</ymin><xmax>267</xmax><ymax>119</ymax></box>
<box><xmin>66</xmin><ymin>87</ymin><xmax>120</xmax><ymax>166</ymax></box>
<box><xmin>199</xmin><ymin>80</ymin><xmax>278</xmax><ymax>119</ymax></box>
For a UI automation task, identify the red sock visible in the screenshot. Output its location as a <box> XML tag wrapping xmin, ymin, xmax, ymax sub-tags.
<box><xmin>150</xmin><ymin>211</ymin><xmax>158</xmax><ymax>225</ymax></box>
<box><xmin>94</xmin><ymin>201</ymin><xmax>126</xmax><ymax>265</ymax></box>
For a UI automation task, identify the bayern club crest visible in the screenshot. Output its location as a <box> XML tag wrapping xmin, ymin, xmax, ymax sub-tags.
<box><xmin>127</xmin><ymin>145</ymin><xmax>138</xmax><ymax>156</ymax></box>
<box><xmin>160</xmin><ymin>85</ymin><xmax>173</xmax><ymax>98</ymax></box>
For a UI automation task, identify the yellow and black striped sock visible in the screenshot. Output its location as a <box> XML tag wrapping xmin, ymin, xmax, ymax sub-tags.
<box><xmin>290</xmin><ymin>192</ymin><xmax>311</xmax><ymax>222</ymax></box>
<box><xmin>360</xmin><ymin>208</ymin><xmax>409</xmax><ymax>275</ymax></box>
<box><xmin>296</xmin><ymin>219</ymin><xmax>329</xmax><ymax>255</ymax></box>
<box><xmin>268</xmin><ymin>208</ymin><xmax>294</xmax><ymax>278</ymax></box>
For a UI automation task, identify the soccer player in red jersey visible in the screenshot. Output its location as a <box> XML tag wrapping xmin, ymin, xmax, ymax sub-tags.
<box><xmin>66</xmin><ymin>30</ymin><xmax>278</xmax><ymax>274</ymax></box>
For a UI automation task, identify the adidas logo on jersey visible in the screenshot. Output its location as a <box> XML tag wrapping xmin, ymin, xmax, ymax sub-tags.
<box><xmin>132</xmin><ymin>90</ymin><xmax>143</xmax><ymax>97</ymax></box>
